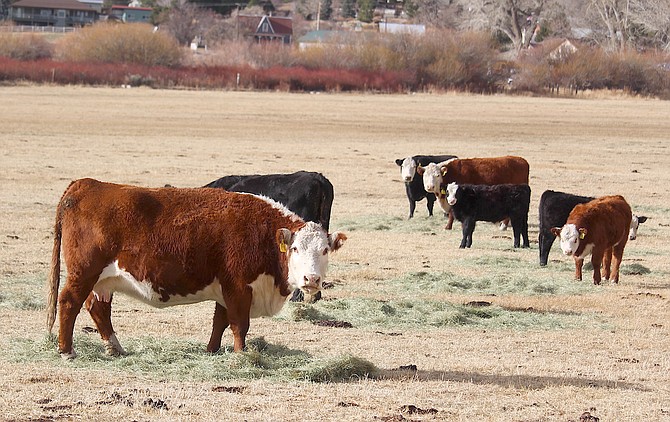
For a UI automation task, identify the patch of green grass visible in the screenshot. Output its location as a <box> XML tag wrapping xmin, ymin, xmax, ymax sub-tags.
<box><xmin>334</xmin><ymin>214</ymin><xmax>447</xmax><ymax>234</ymax></box>
<box><xmin>8</xmin><ymin>335</ymin><xmax>377</xmax><ymax>383</ymax></box>
<box><xmin>0</xmin><ymin>275</ymin><xmax>46</xmax><ymax>311</ymax></box>
<box><xmin>390</xmin><ymin>269</ymin><xmax>597</xmax><ymax>297</ymax></box>
<box><xmin>278</xmin><ymin>298</ymin><xmax>593</xmax><ymax>331</ymax></box>
<box><xmin>620</xmin><ymin>263</ymin><xmax>651</xmax><ymax>275</ymax></box>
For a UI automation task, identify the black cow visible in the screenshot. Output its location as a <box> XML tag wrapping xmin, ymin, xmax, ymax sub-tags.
<box><xmin>204</xmin><ymin>171</ymin><xmax>333</xmax><ymax>231</ymax></box>
<box><xmin>395</xmin><ymin>155</ymin><xmax>457</xmax><ymax>219</ymax></box>
<box><xmin>538</xmin><ymin>190</ymin><xmax>646</xmax><ymax>266</ymax></box>
<box><xmin>204</xmin><ymin>171</ymin><xmax>334</xmax><ymax>302</ymax></box>
<box><xmin>445</xmin><ymin>182</ymin><xmax>531</xmax><ymax>249</ymax></box>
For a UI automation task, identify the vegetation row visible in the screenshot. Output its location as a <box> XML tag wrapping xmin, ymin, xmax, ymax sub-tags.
<box><xmin>1</xmin><ymin>23</ymin><xmax>669</xmax><ymax>97</ymax></box>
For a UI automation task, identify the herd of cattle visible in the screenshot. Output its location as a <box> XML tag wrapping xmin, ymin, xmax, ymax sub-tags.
<box><xmin>46</xmin><ymin>156</ymin><xmax>646</xmax><ymax>358</ymax></box>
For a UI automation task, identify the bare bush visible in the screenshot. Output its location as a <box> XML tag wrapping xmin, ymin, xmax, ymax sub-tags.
<box><xmin>0</xmin><ymin>33</ymin><xmax>53</xmax><ymax>60</ymax></box>
<box><xmin>55</xmin><ymin>23</ymin><xmax>183</xmax><ymax>67</ymax></box>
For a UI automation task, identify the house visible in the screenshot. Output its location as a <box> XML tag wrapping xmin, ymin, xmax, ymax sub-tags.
<box><xmin>548</xmin><ymin>39</ymin><xmax>579</xmax><ymax>61</ymax></box>
<box><xmin>378</xmin><ymin>22</ymin><xmax>425</xmax><ymax>35</ymax></box>
<box><xmin>109</xmin><ymin>5</ymin><xmax>152</xmax><ymax>23</ymax></box>
<box><xmin>9</xmin><ymin>0</ymin><xmax>99</xmax><ymax>27</ymax></box>
<box><xmin>237</xmin><ymin>15</ymin><xmax>293</xmax><ymax>44</ymax></box>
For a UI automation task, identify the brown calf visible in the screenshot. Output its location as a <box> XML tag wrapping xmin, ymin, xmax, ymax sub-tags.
<box><xmin>551</xmin><ymin>195</ymin><xmax>632</xmax><ymax>284</ymax></box>
<box><xmin>47</xmin><ymin>178</ymin><xmax>346</xmax><ymax>359</ymax></box>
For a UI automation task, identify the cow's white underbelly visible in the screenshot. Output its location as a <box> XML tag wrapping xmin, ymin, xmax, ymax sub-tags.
<box><xmin>248</xmin><ymin>274</ymin><xmax>289</xmax><ymax>318</ymax></box>
<box><xmin>93</xmin><ymin>261</ymin><xmax>288</xmax><ymax>317</ymax></box>
<box><xmin>577</xmin><ymin>243</ymin><xmax>594</xmax><ymax>260</ymax></box>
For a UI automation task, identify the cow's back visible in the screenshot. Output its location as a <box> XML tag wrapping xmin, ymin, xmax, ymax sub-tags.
<box><xmin>59</xmin><ymin>179</ymin><xmax>301</xmax><ymax>291</ymax></box>
<box><xmin>569</xmin><ymin>195</ymin><xmax>632</xmax><ymax>246</ymax></box>
<box><xmin>445</xmin><ymin>156</ymin><xmax>529</xmax><ymax>185</ymax></box>
<box><xmin>224</xmin><ymin>171</ymin><xmax>333</xmax><ymax>230</ymax></box>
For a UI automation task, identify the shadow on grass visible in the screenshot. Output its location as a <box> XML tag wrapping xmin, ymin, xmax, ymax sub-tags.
<box><xmin>380</xmin><ymin>368</ymin><xmax>650</xmax><ymax>391</ymax></box>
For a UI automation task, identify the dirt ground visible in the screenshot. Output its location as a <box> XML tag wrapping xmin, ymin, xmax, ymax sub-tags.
<box><xmin>1</xmin><ymin>86</ymin><xmax>669</xmax><ymax>421</ymax></box>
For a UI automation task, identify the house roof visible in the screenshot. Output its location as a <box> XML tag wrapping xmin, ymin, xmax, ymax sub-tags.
<box><xmin>264</xmin><ymin>16</ymin><xmax>292</xmax><ymax>36</ymax></box>
<box><xmin>111</xmin><ymin>5</ymin><xmax>152</xmax><ymax>11</ymax></box>
<box><xmin>10</xmin><ymin>0</ymin><xmax>96</xmax><ymax>10</ymax></box>
<box><xmin>238</xmin><ymin>15</ymin><xmax>292</xmax><ymax>37</ymax></box>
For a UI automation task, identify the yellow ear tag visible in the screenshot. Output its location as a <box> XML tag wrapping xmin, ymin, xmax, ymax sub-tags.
<box><xmin>440</xmin><ymin>189</ymin><xmax>446</xmax><ymax>195</ymax></box>
<box><xmin>579</xmin><ymin>232</ymin><xmax>585</xmax><ymax>240</ymax></box>
<box><xmin>280</xmin><ymin>242</ymin><xmax>287</xmax><ymax>253</ymax></box>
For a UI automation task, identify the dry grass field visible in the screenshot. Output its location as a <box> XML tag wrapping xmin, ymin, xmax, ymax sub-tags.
<box><xmin>1</xmin><ymin>86</ymin><xmax>669</xmax><ymax>421</ymax></box>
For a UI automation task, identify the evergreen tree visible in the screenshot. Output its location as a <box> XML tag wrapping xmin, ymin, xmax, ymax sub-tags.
<box><xmin>320</xmin><ymin>0</ymin><xmax>332</xmax><ymax>20</ymax></box>
<box><xmin>358</xmin><ymin>0</ymin><xmax>375</xmax><ymax>22</ymax></box>
<box><xmin>341</xmin><ymin>0</ymin><xmax>356</xmax><ymax>18</ymax></box>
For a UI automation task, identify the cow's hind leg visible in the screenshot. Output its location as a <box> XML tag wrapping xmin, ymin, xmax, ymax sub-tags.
<box><xmin>591</xmin><ymin>250</ymin><xmax>603</xmax><ymax>285</ymax></box>
<box><xmin>602</xmin><ymin>247</ymin><xmax>613</xmax><ymax>282</ymax></box>
<box><xmin>511</xmin><ymin>218</ymin><xmax>522</xmax><ymax>248</ymax></box>
<box><xmin>207</xmin><ymin>302</ymin><xmax>230</xmax><ymax>353</ymax></box>
<box><xmin>85</xmin><ymin>293</ymin><xmax>125</xmax><ymax>356</ymax></box>
<box><xmin>57</xmin><ymin>275</ymin><xmax>97</xmax><ymax>359</ymax></box>
<box><xmin>522</xmin><ymin>218</ymin><xmax>530</xmax><ymax>248</ymax></box>
<box><xmin>610</xmin><ymin>240</ymin><xmax>628</xmax><ymax>284</ymax></box>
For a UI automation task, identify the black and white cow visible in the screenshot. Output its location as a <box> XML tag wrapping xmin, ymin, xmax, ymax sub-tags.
<box><xmin>538</xmin><ymin>190</ymin><xmax>647</xmax><ymax>266</ymax></box>
<box><xmin>445</xmin><ymin>182</ymin><xmax>531</xmax><ymax>249</ymax></box>
<box><xmin>204</xmin><ymin>171</ymin><xmax>334</xmax><ymax>302</ymax></box>
<box><xmin>395</xmin><ymin>155</ymin><xmax>457</xmax><ymax>219</ymax></box>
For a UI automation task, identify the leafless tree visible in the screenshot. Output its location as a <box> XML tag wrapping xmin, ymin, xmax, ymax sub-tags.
<box><xmin>159</xmin><ymin>0</ymin><xmax>223</xmax><ymax>46</ymax></box>
<box><xmin>629</xmin><ymin>0</ymin><xmax>670</xmax><ymax>50</ymax></box>
<box><xmin>456</xmin><ymin>0</ymin><xmax>547</xmax><ymax>52</ymax></box>
<box><xmin>586</xmin><ymin>0</ymin><xmax>631</xmax><ymax>51</ymax></box>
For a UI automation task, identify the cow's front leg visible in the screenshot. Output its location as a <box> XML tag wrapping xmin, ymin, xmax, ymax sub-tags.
<box><xmin>224</xmin><ymin>286</ymin><xmax>252</xmax><ymax>352</ymax></box>
<box><xmin>462</xmin><ymin>219</ymin><xmax>475</xmax><ymax>248</ymax></box>
<box><xmin>591</xmin><ymin>251</ymin><xmax>603</xmax><ymax>285</ymax></box>
<box><xmin>574</xmin><ymin>257</ymin><xmax>583</xmax><ymax>281</ymax></box>
<box><xmin>207</xmin><ymin>302</ymin><xmax>229</xmax><ymax>353</ymax></box>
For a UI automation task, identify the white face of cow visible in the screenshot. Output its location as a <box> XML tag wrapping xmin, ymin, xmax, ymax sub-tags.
<box><xmin>558</xmin><ymin>224</ymin><xmax>582</xmax><ymax>256</ymax></box>
<box><xmin>422</xmin><ymin>162</ymin><xmax>443</xmax><ymax>194</ymax></box>
<box><xmin>446</xmin><ymin>182</ymin><xmax>459</xmax><ymax>206</ymax></box>
<box><xmin>279</xmin><ymin>222</ymin><xmax>345</xmax><ymax>295</ymax></box>
<box><xmin>399</xmin><ymin>157</ymin><xmax>417</xmax><ymax>183</ymax></box>
<box><xmin>629</xmin><ymin>214</ymin><xmax>646</xmax><ymax>240</ymax></box>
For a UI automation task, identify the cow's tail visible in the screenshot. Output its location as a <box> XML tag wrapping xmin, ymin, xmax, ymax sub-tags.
<box><xmin>47</xmin><ymin>182</ymin><xmax>73</xmax><ymax>334</ymax></box>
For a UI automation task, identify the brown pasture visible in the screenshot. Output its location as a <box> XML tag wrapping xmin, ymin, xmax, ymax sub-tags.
<box><xmin>1</xmin><ymin>86</ymin><xmax>669</xmax><ymax>421</ymax></box>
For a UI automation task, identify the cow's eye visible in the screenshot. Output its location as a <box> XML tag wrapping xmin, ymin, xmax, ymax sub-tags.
<box><xmin>291</xmin><ymin>247</ymin><xmax>298</xmax><ymax>253</ymax></box>
<box><xmin>322</xmin><ymin>248</ymin><xmax>328</xmax><ymax>256</ymax></box>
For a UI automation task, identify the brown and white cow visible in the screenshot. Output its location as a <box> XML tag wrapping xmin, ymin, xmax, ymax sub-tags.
<box><xmin>417</xmin><ymin>156</ymin><xmax>530</xmax><ymax>229</ymax></box>
<box><xmin>550</xmin><ymin>195</ymin><xmax>631</xmax><ymax>285</ymax></box>
<box><xmin>47</xmin><ymin>178</ymin><xmax>346</xmax><ymax>359</ymax></box>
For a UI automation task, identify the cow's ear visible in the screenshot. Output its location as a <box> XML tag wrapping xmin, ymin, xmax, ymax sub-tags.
<box><xmin>578</xmin><ymin>228</ymin><xmax>587</xmax><ymax>239</ymax></box>
<box><xmin>395</xmin><ymin>159</ymin><xmax>403</xmax><ymax>166</ymax></box>
<box><xmin>440</xmin><ymin>165</ymin><xmax>448</xmax><ymax>177</ymax></box>
<box><xmin>328</xmin><ymin>232</ymin><xmax>347</xmax><ymax>252</ymax></box>
<box><xmin>416</xmin><ymin>166</ymin><xmax>425</xmax><ymax>176</ymax></box>
<box><xmin>276</xmin><ymin>228</ymin><xmax>292</xmax><ymax>253</ymax></box>
<box><xmin>638</xmin><ymin>216</ymin><xmax>647</xmax><ymax>224</ymax></box>
<box><xmin>550</xmin><ymin>227</ymin><xmax>562</xmax><ymax>237</ymax></box>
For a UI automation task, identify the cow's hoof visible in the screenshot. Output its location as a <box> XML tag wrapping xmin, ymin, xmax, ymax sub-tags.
<box><xmin>60</xmin><ymin>350</ymin><xmax>76</xmax><ymax>360</ymax></box>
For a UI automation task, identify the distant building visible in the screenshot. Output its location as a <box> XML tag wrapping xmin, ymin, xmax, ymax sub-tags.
<box><xmin>9</xmin><ymin>0</ymin><xmax>99</xmax><ymax>27</ymax></box>
<box><xmin>109</xmin><ymin>5</ymin><xmax>152</xmax><ymax>23</ymax></box>
<box><xmin>237</xmin><ymin>15</ymin><xmax>293</xmax><ymax>44</ymax></box>
<box><xmin>378</xmin><ymin>22</ymin><xmax>425</xmax><ymax>35</ymax></box>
